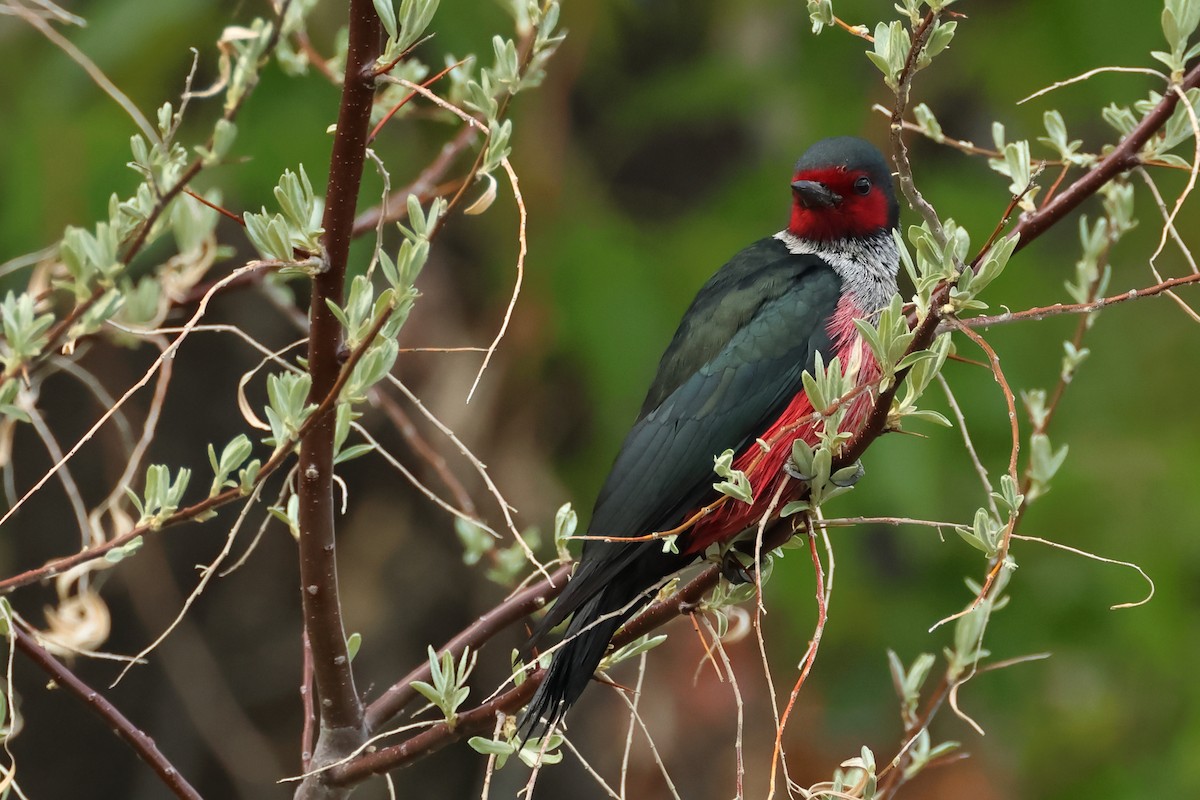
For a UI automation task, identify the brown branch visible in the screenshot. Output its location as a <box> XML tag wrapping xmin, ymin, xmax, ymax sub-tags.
<box><xmin>954</xmin><ymin>322</ymin><xmax>1019</xmax><ymax>481</ymax></box>
<box><xmin>13</xmin><ymin>626</ymin><xmax>202</xmax><ymax>800</ymax></box>
<box><xmin>363</xmin><ymin>564</ymin><xmax>572</xmax><ymax>732</ymax></box>
<box><xmin>0</xmin><ymin>2</ymin><xmax>291</xmax><ymax>383</ymax></box>
<box><xmin>954</xmin><ymin>271</ymin><xmax>1200</xmax><ymax>331</ymax></box>
<box><xmin>371</xmin><ymin>389</ymin><xmax>477</xmax><ymax>517</ymax></box>
<box><xmin>1010</xmin><ymin>60</ymin><xmax>1200</xmax><ymax>251</ymax></box>
<box><xmin>951</xmin><ymin>321</ymin><xmax>1019</xmax><ymax>604</ymax></box>
<box><xmin>297</xmin><ymin>0</ymin><xmax>380</xmax><ymax>755</ymax></box>
<box><xmin>889</xmin><ymin>11</ymin><xmax>944</xmax><ymax>240</ymax></box>
<box><xmin>329</xmin><ymin>559</ymin><xmax>730</xmax><ymax>785</ymax></box>
<box><xmin>845</xmin><ymin>60</ymin><xmax>1200</xmax><ymax>472</ymax></box>
<box><xmin>768</xmin><ymin>527</ymin><xmax>829</xmax><ymax>797</ymax></box>
<box><xmin>301</xmin><ymin>629</ymin><xmax>316</xmax><ymax>770</ymax></box>
<box><xmin>351</xmin><ymin>123</ymin><xmax>478</xmax><ymax>237</ymax></box>
<box><xmin>832</xmin><ymin>16</ymin><xmax>873</xmax><ymax>41</ymax></box>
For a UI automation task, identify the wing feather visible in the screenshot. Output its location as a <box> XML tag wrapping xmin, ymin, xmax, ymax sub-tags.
<box><xmin>585</xmin><ymin>239</ymin><xmax>841</xmax><ymax>555</ymax></box>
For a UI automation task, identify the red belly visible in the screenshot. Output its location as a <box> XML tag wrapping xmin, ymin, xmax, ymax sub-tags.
<box><xmin>682</xmin><ymin>390</ymin><xmax>818</xmax><ymax>554</ymax></box>
<box><xmin>682</xmin><ymin>297</ymin><xmax>878</xmax><ymax>555</ymax></box>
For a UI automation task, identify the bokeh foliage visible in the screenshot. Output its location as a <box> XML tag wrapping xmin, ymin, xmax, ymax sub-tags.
<box><xmin>0</xmin><ymin>1</ymin><xmax>1197</xmax><ymax>798</ymax></box>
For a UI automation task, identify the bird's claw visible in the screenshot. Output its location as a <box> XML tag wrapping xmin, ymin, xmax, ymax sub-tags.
<box><xmin>830</xmin><ymin>459</ymin><xmax>865</xmax><ymax>488</ymax></box>
<box><xmin>783</xmin><ymin>459</ymin><xmax>812</xmax><ymax>482</ymax></box>
<box><xmin>720</xmin><ymin>550</ymin><xmax>758</xmax><ymax>586</ymax></box>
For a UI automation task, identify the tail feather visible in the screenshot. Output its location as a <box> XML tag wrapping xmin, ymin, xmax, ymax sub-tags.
<box><xmin>518</xmin><ymin>592</ymin><xmax>623</xmax><ymax>742</ymax></box>
<box><xmin>518</xmin><ymin>540</ymin><xmax>691</xmax><ymax>741</ymax></box>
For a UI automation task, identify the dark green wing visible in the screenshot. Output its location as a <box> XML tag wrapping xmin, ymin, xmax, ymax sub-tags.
<box><xmin>588</xmin><ymin>236</ymin><xmax>841</xmax><ymax>543</ymax></box>
<box><xmin>521</xmin><ymin>238</ymin><xmax>842</xmax><ymax>737</ymax></box>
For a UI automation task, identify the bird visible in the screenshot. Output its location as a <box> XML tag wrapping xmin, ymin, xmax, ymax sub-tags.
<box><xmin>520</xmin><ymin>136</ymin><xmax>900</xmax><ymax>740</ymax></box>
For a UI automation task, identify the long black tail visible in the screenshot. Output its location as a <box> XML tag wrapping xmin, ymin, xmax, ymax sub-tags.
<box><xmin>518</xmin><ymin>591</ymin><xmax>627</xmax><ymax>741</ymax></box>
<box><xmin>518</xmin><ymin>543</ymin><xmax>690</xmax><ymax>741</ymax></box>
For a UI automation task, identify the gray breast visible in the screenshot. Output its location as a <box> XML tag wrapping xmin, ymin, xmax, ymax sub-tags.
<box><xmin>773</xmin><ymin>230</ymin><xmax>899</xmax><ymax>318</ymax></box>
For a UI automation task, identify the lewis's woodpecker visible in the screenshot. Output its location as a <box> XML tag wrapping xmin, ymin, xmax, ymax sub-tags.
<box><xmin>522</xmin><ymin>136</ymin><xmax>900</xmax><ymax>737</ymax></box>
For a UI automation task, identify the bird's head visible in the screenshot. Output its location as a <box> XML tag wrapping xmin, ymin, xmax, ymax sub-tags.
<box><xmin>786</xmin><ymin>137</ymin><xmax>899</xmax><ymax>241</ymax></box>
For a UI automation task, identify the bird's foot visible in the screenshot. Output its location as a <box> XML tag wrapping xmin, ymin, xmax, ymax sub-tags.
<box><xmin>783</xmin><ymin>458</ymin><xmax>811</xmax><ymax>482</ymax></box>
<box><xmin>720</xmin><ymin>549</ymin><xmax>759</xmax><ymax>585</ymax></box>
<box><xmin>830</xmin><ymin>459</ymin><xmax>865</xmax><ymax>488</ymax></box>
<box><xmin>784</xmin><ymin>455</ymin><xmax>865</xmax><ymax>488</ymax></box>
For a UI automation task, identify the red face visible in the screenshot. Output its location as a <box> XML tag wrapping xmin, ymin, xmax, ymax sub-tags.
<box><xmin>787</xmin><ymin>166</ymin><xmax>891</xmax><ymax>241</ymax></box>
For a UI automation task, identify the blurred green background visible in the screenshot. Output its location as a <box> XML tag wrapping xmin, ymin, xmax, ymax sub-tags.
<box><xmin>0</xmin><ymin>1</ymin><xmax>1197</xmax><ymax>798</ymax></box>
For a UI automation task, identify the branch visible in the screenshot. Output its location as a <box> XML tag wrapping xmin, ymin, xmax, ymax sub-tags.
<box><xmin>351</xmin><ymin>123</ymin><xmax>478</xmax><ymax>237</ymax></box>
<box><xmin>0</xmin><ymin>2</ymin><xmax>291</xmax><ymax>385</ymax></box>
<box><xmin>952</xmin><ymin>271</ymin><xmax>1200</xmax><ymax>331</ymax></box>
<box><xmin>297</xmin><ymin>0</ymin><xmax>380</xmax><ymax>751</ymax></box>
<box><xmin>13</xmin><ymin>626</ymin><xmax>202</xmax><ymax>800</ymax></box>
<box><xmin>326</xmin><ymin>561</ymin><xmax>718</xmax><ymax>784</ymax></box>
<box><xmin>844</xmin><ymin>60</ymin><xmax>1200</xmax><ymax>471</ymax></box>
<box><xmin>889</xmin><ymin>11</ymin><xmax>944</xmax><ymax>241</ymax></box>
<box><xmin>363</xmin><ymin>564</ymin><xmax>571</xmax><ymax>732</ymax></box>
<box><xmin>1010</xmin><ymin>60</ymin><xmax>1200</xmax><ymax>251</ymax></box>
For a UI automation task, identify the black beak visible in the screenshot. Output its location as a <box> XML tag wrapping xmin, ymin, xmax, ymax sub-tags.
<box><xmin>791</xmin><ymin>179</ymin><xmax>842</xmax><ymax>209</ymax></box>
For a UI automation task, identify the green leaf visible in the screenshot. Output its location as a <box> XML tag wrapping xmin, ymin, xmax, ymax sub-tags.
<box><xmin>455</xmin><ymin>517</ymin><xmax>495</xmax><ymax>566</ymax></box>
<box><xmin>601</xmin><ymin>634</ymin><xmax>667</xmax><ymax>670</ymax></box>
<box><xmin>806</xmin><ymin>0</ymin><xmax>834</xmax><ymax>33</ymax></box>
<box><xmin>553</xmin><ymin>502</ymin><xmax>577</xmax><ymax>557</ymax></box>
<box><xmin>1029</xmin><ymin>433</ymin><xmax>1069</xmax><ymax>486</ymax></box>
<box><xmin>373</xmin><ymin>0</ymin><xmax>398</xmax><ymax>40</ymax></box>
<box><xmin>712</xmin><ymin>449</ymin><xmax>753</xmax><ymax>504</ymax></box>
<box><xmin>468</xmin><ymin>736</ymin><xmax>514</xmax><ymax>760</ymax></box>
<box><xmin>103</xmin><ymin>535</ymin><xmax>145</xmax><ymax>564</ymax></box>
<box><xmin>920</xmin><ymin>20</ymin><xmax>956</xmax><ymax>67</ymax></box>
<box><xmin>333</xmin><ymin>443</ymin><xmax>375</xmax><ymax>465</ymax></box>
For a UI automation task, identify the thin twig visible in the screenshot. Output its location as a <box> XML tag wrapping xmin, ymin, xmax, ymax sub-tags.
<box><xmin>110</xmin><ymin>478</ymin><xmax>268</xmax><ymax>686</ymax></box>
<box><xmin>768</xmin><ymin>521</ymin><xmax>832</xmax><ymax>799</ymax></box>
<box><xmin>10</xmin><ymin>6</ymin><xmax>156</xmax><ymax>140</ymax></box>
<box><xmin>0</xmin><ymin>263</ymin><xmax>271</xmax><ymax>533</ymax></box>
<box><xmin>1017</xmin><ymin>65</ymin><xmax>1167</xmax><ymax>104</ymax></box>
<box><xmin>12</xmin><ymin>626</ymin><xmax>202</xmax><ymax>800</ymax></box>
<box><xmin>562</xmin><ymin>735</ymin><xmax>622</xmax><ymax>799</ymax></box>
<box><xmin>465</xmin><ymin>156</ymin><xmax>527</xmax><ymax>403</ymax></box>
<box><xmin>702</xmin><ymin>618</ymin><xmax>745</xmax><ymax>800</ymax></box>
<box><xmin>619</xmin><ymin>653</ymin><xmax>648</xmax><ymax>800</ymax></box>
<box><xmin>1011</xmin><ymin>534</ymin><xmax>1154</xmax><ymax>609</ymax></box>
<box><xmin>371</xmin><ymin>389</ymin><xmax>476</xmax><ymax>514</ymax></box>
<box><xmin>363</xmin><ymin>564</ymin><xmax>571</xmax><ymax>731</ymax></box>
<box><xmin>936</xmin><ymin>374</ymin><xmax>998</xmax><ymax>517</ymax></box>
<box><xmin>955</xmin><ymin>272</ymin><xmax>1200</xmax><ymax>331</ymax></box>
<box><xmin>387</xmin><ymin>376</ymin><xmax>550</xmax><ymax>579</ymax></box>
<box><xmin>616</xmin><ymin>689</ymin><xmax>683</xmax><ymax>800</ymax></box>
<box><xmin>352</xmin><ymin>124</ymin><xmax>478</xmax><ymax>237</ymax></box>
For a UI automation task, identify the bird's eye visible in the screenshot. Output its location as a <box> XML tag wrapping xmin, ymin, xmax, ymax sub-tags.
<box><xmin>853</xmin><ymin>176</ymin><xmax>872</xmax><ymax>195</ymax></box>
